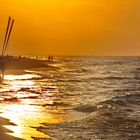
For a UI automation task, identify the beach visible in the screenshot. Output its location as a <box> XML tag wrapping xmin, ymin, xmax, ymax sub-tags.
<box><xmin>0</xmin><ymin>117</ymin><xmax>22</xmax><ymax>140</ymax></box>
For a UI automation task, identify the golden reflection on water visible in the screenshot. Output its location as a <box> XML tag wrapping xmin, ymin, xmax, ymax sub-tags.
<box><xmin>10</xmin><ymin>80</ymin><xmax>35</xmax><ymax>87</ymax></box>
<box><xmin>3</xmin><ymin>74</ymin><xmax>40</xmax><ymax>91</ymax></box>
<box><xmin>5</xmin><ymin>74</ymin><xmax>41</xmax><ymax>80</ymax></box>
<box><xmin>0</xmin><ymin>73</ymin><xmax>65</xmax><ymax>140</ymax></box>
<box><xmin>1</xmin><ymin>104</ymin><xmax>50</xmax><ymax>140</ymax></box>
<box><xmin>5</xmin><ymin>126</ymin><xmax>48</xmax><ymax>140</ymax></box>
<box><xmin>0</xmin><ymin>102</ymin><xmax>63</xmax><ymax>139</ymax></box>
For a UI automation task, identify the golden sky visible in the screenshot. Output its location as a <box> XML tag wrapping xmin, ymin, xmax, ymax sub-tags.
<box><xmin>0</xmin><ymin>0</ymin><xmax>140</xmax><ymax>56</ymax></box>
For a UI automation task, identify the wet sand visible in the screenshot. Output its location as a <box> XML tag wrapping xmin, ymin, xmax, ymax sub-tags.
<box><xmin>0</xmin><ymin>117</ymin><xmax>23</xmax><ymax>140</ymax></box>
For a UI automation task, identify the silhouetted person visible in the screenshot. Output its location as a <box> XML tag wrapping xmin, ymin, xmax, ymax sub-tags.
<box><xmin>50</xmin><ymin>56</ymin><xmax>53</xmax><ymax>61</ymax></box>
<box><xmin>48</xmin><ymin>56</ymin><xmax>51</xmax><ymax>62</ymax></box>
<box><xmin>48</xmin><ymin>55</ymin><xmax>53</xmax><ymax>62</ymax></box>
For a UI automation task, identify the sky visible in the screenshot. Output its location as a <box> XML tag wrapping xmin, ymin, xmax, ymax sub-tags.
<box><xmin>0</xmin><ymin>0</ymin><xmax>140</xmax><ymax>56</ymax></box>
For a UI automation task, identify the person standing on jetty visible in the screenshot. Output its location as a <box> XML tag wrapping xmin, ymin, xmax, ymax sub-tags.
<box><xmin>48</xmin><ymin>55</ymin><xmax>53</xmax><ymax>62</ymax></box>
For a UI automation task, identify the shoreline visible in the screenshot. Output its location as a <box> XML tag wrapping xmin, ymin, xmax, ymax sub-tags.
<box><xmin>0</xmin><ymin>116</ymin><xmax>23</xmax><ymax>140</ymax></box>
<box><xmin>0</xmin><ymin>55</ymin><xmax>57</xmax><ymax>70</ymax></box>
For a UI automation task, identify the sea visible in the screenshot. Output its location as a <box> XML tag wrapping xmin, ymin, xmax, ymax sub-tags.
<box><xmin>0</xmin><ymin>56</ymin><xmax>140</xmax><ymax>140</ymax></box>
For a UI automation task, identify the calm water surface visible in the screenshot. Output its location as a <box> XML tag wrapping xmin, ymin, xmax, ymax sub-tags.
<box><xmin>0</xmin><ymin>56</ymin><xmax>140</xmax><ymax>140</ymax></box>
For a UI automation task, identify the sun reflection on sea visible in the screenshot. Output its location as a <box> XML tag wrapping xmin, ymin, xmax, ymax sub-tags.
<box><xmin>2</xmin><ymin>74</ymin><xmax>40</xmax><ymax>91</ymax></box>
<box><xmin>0</xmin><ymin>72</ymin><xmax>66</xmax><ymax>140</ymax></box>
<box><xmin>0</xmin><ymin>104</ymin><xmax>50</xmax><ymax>140</ymax></box>
<box><xmin>0</xmin><ymin>101</ymin><xmax>64</xmax><ymax>139</ymax></box>
<box><xmin>10</xmin><ymin>80</ymin><xmax>35</xmax><ymax>87</ymax></box>
<box><xmin>4</xmin><ymin>74</ymin><xmax>40</xmax><ymax>80</ymax></box>
<box><xmin>4</xmin><ymin>126</ymin><xmax>49</xmax><ymax>140</ymax></box>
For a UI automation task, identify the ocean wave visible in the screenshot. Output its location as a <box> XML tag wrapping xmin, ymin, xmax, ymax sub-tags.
<box><xmin>43</xmin><ymin>101</ymin><xmax>70</xmax><ymax>107</ymax></box>
<box><xmin>40</xmin><ymin>92</ymin><xmax>140</xmax><ymax>139</ymax></box>
<box><xmin>39</xmin><ymin>105</ymin><xmax>140</xmax><ymax>140</ymax></box>
<box><xmin>73</xmin><ymin>93</ymin><xmax>140</xmax><ymax>114</ymax></box>
<box><xmin>113</xmin><ymin>93</ymin><xmax>140</xmax><ymax>106</ymax></box>
<box><xmin>73</xmin><ymin>104</ymin><xmax>97</xmax><ymax>113</ymax></box>
<box><xmin>65</xmin><ymin>68</ymin><xmax>88</xmax><ymax>73</ymax></box>
<box><xmin>3</xmin><ymin>97</ymin><xmax>20</xmax><ymax>102</ymax></box>
<box><xmin>81</xmin><ymin>77</ymin><xmax>136</xmax><ymax>82</ymax></box>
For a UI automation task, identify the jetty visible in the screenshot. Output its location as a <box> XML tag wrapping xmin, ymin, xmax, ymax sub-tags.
<box><xmin>0</xmin><ymin>17</ymin><xmax>56</xmax><ymax>81</ymax></box>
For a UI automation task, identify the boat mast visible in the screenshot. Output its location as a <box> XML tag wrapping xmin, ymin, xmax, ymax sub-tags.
<box><xmin>1</xmin><ymin>16</ymin><xmax>15</xmax><ymax>56</ymax></box>
<box><xmin>3</xmin><ymin>19</ymin><xmax>15</xmax><ymax>55</ymax></box>
<box><xmin>1</xmin><ymin>16</ymin><xmax>11</xmax><ymax>56</ymax></box>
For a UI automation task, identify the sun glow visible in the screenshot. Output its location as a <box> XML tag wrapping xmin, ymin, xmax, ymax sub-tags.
<box><xmin>0</xmin><ymin>0</ymin><xmax>138</xmax><ymax>55</ymax></box>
